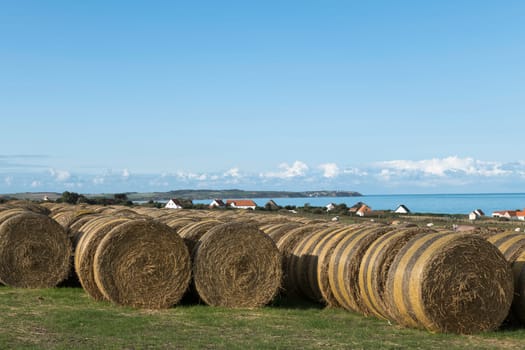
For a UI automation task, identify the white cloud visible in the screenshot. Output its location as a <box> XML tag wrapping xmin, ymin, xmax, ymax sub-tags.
<box><xmin>376</xmin><ymin>156</ymin><xmax>510</xmax><ymax>177</ymax></box>
<box><xmin>93</xmin><ymin>176</ymin><xmax>105</xmax><ymax>185</ymax></box>
<box><xmin>262</xmin><ymin>161</ymin><xmax>309</xmax><ymax>179</ymax></box>
<box><xmin>175</xmin><ymin>171</ymin><xmax>208</xmax><ymax>181</ymax></box>
<box><xmin>49</xmin><ymin>168</ymin><xmax>71</xmax><ymax>181</ymax></box>
<box><xmin>4</xmin><ymin>176</ymin><xmax>13</xmax><ymax>186</ymax></box>
<box><xmin>122</xmin><ymin>169</ymin><xmax>130</xmax><ymax>178</ymax></box>
<box><xmin>343</xmin><ymin>168</ymin><xmax>368</xmax><ymax>176</ymax></box>
<box><xmin>31</xmin><ymin>180</ymin><xmax>41</xmax><ymax>187</ymax></box>
<box><xmin>224</xmin><ymin>167</ymin><xmax>240</xmax><ymax>178</ymax></box>
<box><xmin>319</xmin><ymin>163</ymin><xmax>340</xmax><ymax>178</ymax></box>
<box><xmin>378</xmin><ymin>169</ymin><xmax>392</xmax><ymax>181</ymax></box>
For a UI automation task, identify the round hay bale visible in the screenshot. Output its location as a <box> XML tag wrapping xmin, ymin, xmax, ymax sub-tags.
<box><xmin>259</xmin><ymin>223</ymin><xmax>284</xmax><ymax>236</ymax></box>
<box><xmin>266</xmin><ymin>223</ymin><xmax>303</xmax><ymax>243</ymax></box>
<box><xmin>328</xmin><ymin>225</ymin><xmax>391</xmax><ymax>313</ymax></box>
<box><xmin>316</xmin><ymin>224</ymin><xmax>366</xmax><ymax>307</ymax></box>
<box><xmin>0</xmin><ymin>212</ymin><xmax>71</xmax><ymax>288</ymax></box>
<box><xmin>359</xmin><ymin>227</ymin><xmax>434</xmax><ymax>319</ymax></box>
<box><xmin>276</xmin><ymin>224</ymin><xmax>326</xmax><ymax>295</ymax></box>
<box><xmin>510</xmin><ymin>250</ymin><xmax>525</xmax><ymax>323</ymax></box>
<box><xmin>291</xmin><ymin>225</ymin><xmax>349</xmax><ymax>302</ymax></box>
<box><xmin>0</xmin><ymin>205</ymin><xmax>13</xmax><ymax>212</ymax></box>
<box><xmin>487</xmin><ymin>232</ymin><xmax>525</xmax><ymax>261</ymax></box>
<box><xmin>93</xmin><ymin>219</ymin><xmax>191</xmax><ymax>308</ymax></box>
<box><xmin>164</xmin><ymin>217</ymin><xmax>199</xmax><ymax>231</ymax></box>
<box><xmin>51</xmin><ymin>209</ymin><xmax>95</xmax><ymax>229</ymax></box>
<box><xmin>486</xmin><ymin>232</ymin><xmax>525</xmax><ymax>325</ymax></box>
<box><xmin>286</xmin><ymin>226</ymin><xmax>334</xmax><ymax>298</ymax></box>
<box><xmin>7</xmin><ymin>200</ymin><xmax>51</xmax><ymax>216</ymax></box>
<box><xmin>178</xmin><ymin>219</ymin><xmax>223</xmax><ymax>253</ymax></box>
<box><xmin>109</xmin><ymin>208</ymin><xmax>146</xmax><ymax>219</ymax></box>
<box><xmin>75</xmin><ymin>217</ymin><xmax>132</xmax><ymax>301</ymax></box>
<box><xmin>67</xmin><ymin>213</ymin><xmax>101</xmax><ymax>249</ymax></box>
<box><xmin>0</xmin><ymin>208</ymin><xmax>28</xmax><ymax>223</ymax></box>
<box><xmin>385</xmin><ymin>232</ymin><xmax>513</xmax><ymax>333</ymax></box>
<box><xmin>193</xmin><ymin>222</ymin><xmax>281</xmax><ymax>308</ymax></box>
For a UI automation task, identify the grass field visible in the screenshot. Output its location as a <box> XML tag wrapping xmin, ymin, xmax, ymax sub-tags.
<box><xmin>1</xmin><ymin>287</ymin><xmax>524</xmax><ymax>349</ymax></box>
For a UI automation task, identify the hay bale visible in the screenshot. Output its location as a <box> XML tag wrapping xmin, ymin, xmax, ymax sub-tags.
<box><xmin>0</xmin><ymin>212</ymin><xmax>71</xmax><ymax>288</ymax></box>
<box><xmin>67</xmin><ymin>213</ymin><xmax>101</xmax><ymax>249</ymax></box>
<box><xmin>193</xmin><ymin>222</ymin><xmax>281</xmax><ymax>308</ymax></box>
<box><xmin>178</xmin><ymin>219</ymin><xmax>223</xmax><ymax>253</ymax></box>
<box><xmin>6</xmin><ymin>200</ymin><xmax>51</xmax><ymax>216</ymax></box>
<box><xmin>51</xmin><ymin>209</ymin><xmax>95</xmax><ymax>229</ymax></box>
<box><xmin>316</xmin><ymin>224</ymin><xmax>365</xmax><ymax>307</ymax></box>
<box><xmin>276</xmin><ymin>224</ymin><xmax>325</xmax><ymax>295</ymax></box>
<box><xmin>0</xmin><ymin>208</ymin><xmax>28</xmax><ymax>223</ymax></box>
<box><xmin>286</xmin><ymin>226</ymin><xmax>333</xmax><ymax>298</ymax></box>
<box><xmin>510</xmin><ymin>250</ymin><xmax>525</xmax><ymax>323</ymax></box>
<box><xmin>328</xmin><ymin>225</ymin><xmax>390</xmax><ymax>313</ymax></box>
<box><xmin>93</xmin><ymin>219</ymin><xmax>191</xmax><ymax>308</ymax></box>
<box><xmin>359</xmin><ymin>227</ymin><xmax>433</xmax><ymax>319</ymax></box>
<box><xmin>266</xmin><ymin>223</ymin><xmax>303</xmax><ymax>243</ymax></box>
<box><xmin>108</xmin><ymin>208</ymin><xmax>147</xmax><ymax>219</ymax></box>
<box><xmin>385</xmin><ymin>232</ymin><xmax>513</xmax><ymax>333</ymax></box>
<box><xmin>486</xmin><ymin>232</ymin><xmax>525</xmax><ymax>325</ymax></box>
<box><xmin>75</xmin><ymin>217</ymin><xmax>132</xmax><ymax>301</ymax></box>
<box><xmin>291</xmin><ymin>225</ymin><xmax>349</xmax><ymax>302</ymax></box>
<box><xmin>487</xmin><ymin>232</ymin><xmax>525</xmax><ymax>261</ymax></box>
<box><xmin>164</xmin><ymin>217</ymin><xmax>199</xmax><ymax>231</ymax></box>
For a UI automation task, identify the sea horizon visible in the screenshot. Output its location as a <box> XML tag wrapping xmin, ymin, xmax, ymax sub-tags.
<box><xmin>186</xmin><ymin>192</ymin><xmax>525</xmax><ymax>215</ymax></box>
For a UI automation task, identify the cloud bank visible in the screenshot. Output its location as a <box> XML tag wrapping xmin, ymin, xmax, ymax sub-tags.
<box><xmin>1</xmin><ymin>156</ymin><xmax>525</xmax><ymax>194</ymax></box>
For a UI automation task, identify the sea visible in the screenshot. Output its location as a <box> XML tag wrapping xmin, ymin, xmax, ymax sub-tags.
<box><xmin>192</xmin><ymin>193</ymin><xmax>525</xmax><ymax>215</ymax></box>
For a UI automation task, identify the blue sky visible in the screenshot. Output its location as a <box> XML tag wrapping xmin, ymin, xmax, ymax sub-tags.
<box><xmin>1</xmin><ymin>1</ymin><xmax>524</xmax><ymax>194</ymax></box>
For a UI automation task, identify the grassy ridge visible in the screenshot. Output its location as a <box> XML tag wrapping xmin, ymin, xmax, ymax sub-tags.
<box><xmin>1</xmin><ymin>190</ymin><xmax>362</xmax><ymax>202</ymax></box>
<box><xmin>1</xmin><ymin>287</ymin><xmax>524</xmax><ymax>349</ymax></box>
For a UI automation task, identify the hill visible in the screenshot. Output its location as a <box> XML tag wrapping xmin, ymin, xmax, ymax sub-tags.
<box><xmin>1</xmin><ymin>190</ymin><xmax>361</xmax><ymax>202</ymax></box>
<box><xmin>126</xmin><ymin>189</ymin><xmax>361</xmax><ymax>201</ymax></box>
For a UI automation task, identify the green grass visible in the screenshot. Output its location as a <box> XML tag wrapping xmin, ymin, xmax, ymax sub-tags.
<box><xmin>1</xmin><ymin>287</ymin><xmax>525</xmax><ymax>349</ymax></box>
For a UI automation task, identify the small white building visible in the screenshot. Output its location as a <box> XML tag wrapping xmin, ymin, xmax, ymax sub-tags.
<box><xmin>468</xmin><ymin>209</ymin><xmax>485</xmax><ymax>221</ymax></box>
<box><xmin>326</xmin><ymin>203</ymin><xmax>336</xmax><ymax>211</ymax></box>
<box><xmin>394</xmin><ymin>204</ymin><xmax>410</xmax><ymax>214</ymax></box>
<box><xmin>165</xmin><ymin>198</ymin><xmax>183</xmax><ymax>209</ymax></box>
<box><xmin>209</xmin><ymin>199</ymin><xmax>226</xmax><ymax>208</ymax></box>
<box><xmin>492</xmin><ymin>210</ymin><xmax>517</xmax><ymax>220</ymax></box>
<box><xmin>226</xmin><ymin>199</ymin><xmax>257</xmax><ymax>210</ymax></box>
<box><xmin>356</xmin><ymin>204</ymin><xmax>372</xmax><ymax>217</ymax></box>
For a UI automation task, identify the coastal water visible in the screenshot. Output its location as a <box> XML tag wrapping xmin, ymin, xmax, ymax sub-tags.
<box><xmin>193</xmin><ymin>193</ymin><xmax>525</xmax><ymax>215</ymax></box>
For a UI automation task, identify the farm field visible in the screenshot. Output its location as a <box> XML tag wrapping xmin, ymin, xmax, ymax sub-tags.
<box><xmin>1</xmin><ymin>201</ymin><xmax>525</xmax><ymax>348</ymax></box>
<box><xmin>1</xmin><ymin>286</ymin><xmax>525</xmax><ymax>350</ymax></box>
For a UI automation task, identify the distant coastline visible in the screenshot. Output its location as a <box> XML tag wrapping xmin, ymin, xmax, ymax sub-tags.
<box><xmin>0</xmin><ymin>189</ymin><xmax>362</xmax><ymax>202</ymax></box>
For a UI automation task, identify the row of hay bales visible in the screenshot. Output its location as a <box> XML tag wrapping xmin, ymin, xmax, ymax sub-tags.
<box><xmin>0</xmin><ymin>202</ymin><xmax>286</xmax><ymax>309</ymax></box>
<box><xmin>261</xmin><ymin>221</ymin><xmax>515</xmax><ymax>334</ymax></box>
<box><xmin>0</xmin><ymin>201</ymin><xmax>521</xmax><ymax>334</ymax></box>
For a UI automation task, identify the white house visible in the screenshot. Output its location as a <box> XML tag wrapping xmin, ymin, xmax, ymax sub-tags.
<box><xmin>209</xmin><ymin>199</ymin><xmax>226</xmax><ymax>208</ymax></box>
<box><xmin>468</xmin><ymin>209</ymin><xmax>485</xmax><ymax>221</ymax></box>
<box><xmin>326</xmin><ymin>203</ymin><xmax>336</xmax><ymax>211</ymax></box>
<box><xmin>165</xmin><ymin>198</ymin><xmax>183</xmax><ymax>209</ymax></box>
<box><xmin>356</xmin><ymin>204</ymin><xmax>372</xmax><ymax>217</ymax></box>
<box><xmin>226</xmin><ymin>199</ymin><xmax>257</xmax><ymax>210</ymax></box>
<box><xmin>394</xmin><ymin>204</ymin><xmax>410</xmax><ymax>214</ymax></box>
<box><xmin>492</xmin><ymin>210</ymin><xmax>517</xmax><ymax>220</ymax></box>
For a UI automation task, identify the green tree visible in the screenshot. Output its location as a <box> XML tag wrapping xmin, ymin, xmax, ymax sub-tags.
<box><xmin>59</xmin><ymin>191</ymin><xmax>79</xmax><ymax>204</ymax></box>
<box><xmin>114</xmin><ymin>193</ymin><xmax>128</xmax><ymax>202</ymax></box>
